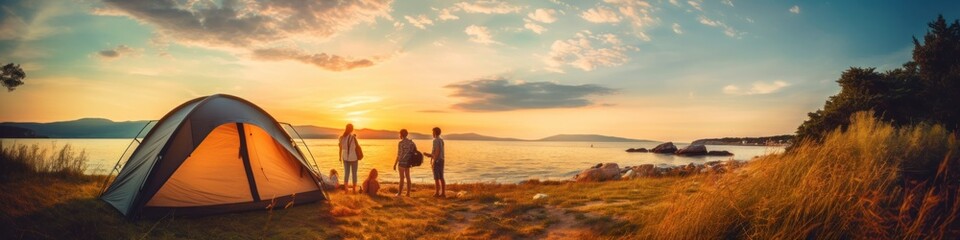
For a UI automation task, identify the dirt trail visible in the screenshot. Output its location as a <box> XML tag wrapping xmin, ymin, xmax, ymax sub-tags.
<box><xmin>541</xmin><ymin>207</ymin><xmax>591</xmax><ymax>239</ymax></box>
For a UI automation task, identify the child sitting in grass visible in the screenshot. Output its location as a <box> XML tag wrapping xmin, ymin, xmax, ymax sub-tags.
<box><xmin>323</xmin><ymin>169</ymin><xmax>340</xmax><ymax>191</ymax></box>
<box><xmin>360</xmin><ymin>168</ymin><xmax>380</xmax><ymax>196</ymax></box>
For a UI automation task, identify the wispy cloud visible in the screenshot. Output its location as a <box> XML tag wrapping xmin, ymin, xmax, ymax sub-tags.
<box><xmin>723</xmin><ymin>81</ymin><xmax>790</xmax><ymax>95</ymax></box>
<box><xmin>545</xmin><ymin>31</ymin><xmax>635</xmax><ymax>73</ymax></box>
<box><xmin>404</xmin><ymin>15</ymin><xmax>434</xmax><ymax>29</ymax></box>
<box><xmin>672</xmin><ymin>23</ymin><xmax>683</xmax><ymax>34</ymax></box>
<box><xmin>524</xmin><ymin>21</ymin><xmax>547</xmax><ymax>34</ymax></box>
<box><xmin>698</xmin><ymin>16</ymin><xmax>741</xmax><ymax>38</ymax></box>
<box><xmin>581</xmin><ymin>6</ymin><xmax>621</xmax><ymax>23</ymax></box>
<box><xmin>528</xmin><ymin>8</ymin><xmax>558</xmax><ymax>23</ymax></box>
<box><xmin>687</xmin><ymin>1</ymin><xmax>703</xmax><ymax>11</ymax></box>
<box><xmin>333</xmin><ymin>96</ymin><xmax>383</xmax><ymax>109</ymax></box>
<box><xmin>456</xmin><ymin>0</ymin><xmax>521</xmax><ymax>14</ymax></box>
<box><xmin>789</xmin><ymin>5</ymin><xmax>801</xmax><ymax>14</ymax></box>
<box><xmin>0</xmin><ymin>0</ymin><xmax>67</xmax><ymax>41</ymax></box>
<box><xmin>446</xmin><ymin>78</ymin><xmax>616</xmax><ymax>111</ymax></box>
<box><xmin>251</xmin><ymin>48</ymin><xmax>376</xmax><ymax>72</ymax></box>
<box><xmin>722</xmin><ymin>0</ymin><xmax>734</xmax><ymax>7</ymax></box>
<box><xmin>603</xmin><ymin>0</ymin><xmax>656</xmax><ymax>41</ymax></box>
<box><xmin>465</xmin><ymin>25</ymin><xmax>499</xmax><ymax>45</ymax></box>
<box><xmin>436</xmin><ymin>7</ymin><xmax>460</xmax><ymax>21</ymax></box>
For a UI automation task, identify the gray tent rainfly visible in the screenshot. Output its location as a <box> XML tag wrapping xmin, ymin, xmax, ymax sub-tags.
<box><xmin>100</xmin><ymin>94</ymin><xmax>327</xmax><ymax>219</ymax></box>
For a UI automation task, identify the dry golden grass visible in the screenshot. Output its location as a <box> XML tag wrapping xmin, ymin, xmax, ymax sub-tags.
<box><xmin>2</xmin><ymin>112</ymin><xmax>958</xmax><ymax>239</ymax></box>
<box><xmin>642</xmin><ymin>112</ymin><xmax>960</xmax><ymax>239</ymax></box>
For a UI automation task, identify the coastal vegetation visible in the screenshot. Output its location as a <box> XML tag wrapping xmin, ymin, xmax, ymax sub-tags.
<box><xmin>691</xmin><ymin>135</ymin><xmax>793</xmax><ymax>146</ymax></box>
<box><xmin>795</xmin><ymin>15</ymin><xmax>960</xmax><ymax>144</ymax></box>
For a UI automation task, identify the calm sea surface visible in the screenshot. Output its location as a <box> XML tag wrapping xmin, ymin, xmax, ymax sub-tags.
<box><xmin>1</xmin><ymin>138</ymin><xmax>784</xmax><ymax>183</ymax></box>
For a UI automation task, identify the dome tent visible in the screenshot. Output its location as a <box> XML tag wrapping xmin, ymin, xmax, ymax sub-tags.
<box><xmin>101</xmin><ymin>94</ymin><xmax>326</xmax><ymax>219</ymax></box>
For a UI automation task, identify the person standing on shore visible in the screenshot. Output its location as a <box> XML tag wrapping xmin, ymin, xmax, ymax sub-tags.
<box><xmin>339</xmin><ymin>124</ymin><xmax>362</xmax><ymax>194</ymax></box>
<box><xmin>393</xmin><ymin>129</ymin><xmax>415</xmax><ymax>197</ymax></box>
<box><xmin>425</xmin><ymin>127</ymin><xmax>446</xmax><ymax>198</ymax></box>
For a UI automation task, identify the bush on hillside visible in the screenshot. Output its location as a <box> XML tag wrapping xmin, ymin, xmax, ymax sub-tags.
<box><xmin>796</xmin><ymin>16</ymin><xmax>960</xmax><ymax>144</ymax></box>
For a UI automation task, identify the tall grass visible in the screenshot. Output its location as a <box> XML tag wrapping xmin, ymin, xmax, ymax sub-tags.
<box><xmin>0</xmin><ymin>142</ymin><xmax>89</xmax><ymax>181</ymax></box>
<box><xmin>645</xmin><ymin>111</ymin><xmax>960</xmax><ymax>239</ymax></box>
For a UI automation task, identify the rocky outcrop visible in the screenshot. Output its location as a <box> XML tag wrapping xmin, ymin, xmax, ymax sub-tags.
<box><xmin>613</xmin><ymin>160</ymin><xmax>746</xmax><ymax>180</ymax></box>
<box><xmin>575</xmin><ymin>163</ymin><xmax>622</xmax><ymax>182</ymax></box>
<box><xmin>651</xmin><ymin>142</ymin><xmax>678</xmax><ymax>154</ymax></box>
<box><xmin>625</xmin><ymin>148</ymin><xmax>649</xmax><ymax>153</ymax></box>
<box><xmin>676</xmin><ymin>144</ymin><xmax>708</xmax><ymax>156</ymax></box>
<box><xmin>706</xmin><ymin>150</ymin><xmax>734</xmax><ymax>156</ymax></box>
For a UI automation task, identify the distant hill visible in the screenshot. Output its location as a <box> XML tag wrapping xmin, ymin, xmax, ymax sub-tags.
<box><xmin>692</xmin><ymin>135</ymin><xmax>794</xmax><ymax>146</ymax></box>
<box><xmin>535</xmin><ymin>134</ymin><xmax>655</xmax><ymax>142</ymax></box>
<box><xmin>444</xmin><ymin>133</ymin><xmax>524</xmax><ymax>141</ymax></box>
<box><xmin>290</xmin><ymin>125</ymin><xmax>431</xmax><ymax>139</ymax></box>
<box><xmin>0</xmin><ymin>118</ymin><xmax>151</xmax><ymax>138</ymax></box>
<box><xmin>0</xmin><ymin>126</ymin><xmax>48</xmax><ymax>138</ymax></box>
<box><xmin>0</xmin><ymin>118</ymin><xmax>654</xmax><ymax>142</ymax></box>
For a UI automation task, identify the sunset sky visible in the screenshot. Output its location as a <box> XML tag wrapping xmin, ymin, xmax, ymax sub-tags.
<box><xmin>1</xmin><ymin>0</ymin><xmax>958</xmax><ymax>141</ymax></box>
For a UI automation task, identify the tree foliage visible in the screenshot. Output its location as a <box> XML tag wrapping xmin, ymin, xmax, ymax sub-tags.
<box><xmin>1</xmin><ymin>63</ymin><xmax>26</xmax><ymax>91</ymax></box>
<box><xmin>796</xmin><ymin>15</ymin><xmax>960</xmax><ymax>143</ymax></box>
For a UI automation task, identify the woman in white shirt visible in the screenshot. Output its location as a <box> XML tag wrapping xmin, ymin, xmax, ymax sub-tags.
<box><xmin>339</xmin><ymin>124</ymin><xmax>362</xmax><ymax>194</ymax></box>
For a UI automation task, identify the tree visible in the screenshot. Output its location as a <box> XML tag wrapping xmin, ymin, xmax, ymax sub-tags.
<box><xmin>794</xmin><ymin>15</ymin><xmax>960</xmax><ymax>144</ymax></box>
<box><xmin>1</xmin><ymin>63</ymin><xmax>26</xmax><ymax>91</ymax></box>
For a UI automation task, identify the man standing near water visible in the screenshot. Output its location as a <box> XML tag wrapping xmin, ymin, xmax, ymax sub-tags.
<box><xmin>425</xmin><ymin>127</ymin><xmax>446</xmax><ymax>198</ymax></box>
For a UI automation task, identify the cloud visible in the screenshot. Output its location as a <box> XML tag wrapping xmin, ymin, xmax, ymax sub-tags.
<box><xmin>465</xmin><ymin>25</ymin><xmax>498</xmax><ymax>45</ymax></box>
<box><xmin>99</xmin><ymin>0</ymin><xmax>393</xmax><ymax>70</ymax></box>
<box><xmin>789</xmin><ymin>5</ymin><xmax>800</xmax><ymax>14</ymax></box>
<box><xmin>603</xmin><ymin>0</ymin><xmax>656</xmax><ymax>40</ymax></box>
<box><xmin>698</xmin><ymin>16</ymin><xmax>741</xmax><ymax>38</ymax></box>
<box><xmin>455</xmin><ymin>0</ymin><xmax>521</xmax><ymax>14</ymax></box>
<box><xmin>672</xmin><ymin>23</ymin><xmax>683</xmax><ymax>34</ymax></box>
<box><xmin>445</xmin><ymin>78</ymin><xmax>615</xmax><ymax>111</ymax></box>
<box><xmin>96</xmin><ymin>44</ymin><xmax>140</xmax><ymax>60</ymax></box>
<box><xmin>723</xmin><ymin>81</ymin><xmax>790</xmax><ymax>95</ymax></box>
<box><xmin>437</xmin><ymin>7</ymin><xmax>460</xmax><ymax>21</ymax></box>
<box><xmin>101</xmin><ymin>0</ymin><xmax>392</xmax><ymax>48</ymax></box>
<box><xmin>528</xmin><ymin>8</ymin><xmax>558</xmax><ymax>23</ymax></box>
<box><xmin>0</xmin><ymin>0</ymin><xmax>67</xmax><ymax>41</ymax></box>
<box><xmin>524</xmin><ymin>21</ymin><xmax>547</xmax><ymax>34</ymax></box>
<box><xmin>404</xmin><ymin>15</ymin><xmax>434</xmax><ymax>29</ymax></box>
<box><xmin>580</xmin><ymin>6</ymin><xmax>620</xmax><ymax>23</ymax></box>
<box><xmin>722</xmin><ymin>0</ymin><xmax>734</xmax><ymax>7</ymax></box>
<box><xmin>669</xmin><ymin>0</ymin><xmax>681</xmax><ymax>7</ymax></box>
<box><xmin>687</xmin><ymin>1</ymin><xmax>703</xmax><ymax>11</ymax></box>
<box><xmin>251</xmin><ymin>48</ymin><xmax>375</xmax><ymax>72</ymax></box>
<box><xmin>545</xmin><ymin>31</ymin><xmax>634</xmax><ymax>72</ymax></box>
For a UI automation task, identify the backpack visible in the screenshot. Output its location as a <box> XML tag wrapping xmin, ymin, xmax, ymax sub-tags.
<box><xmin>345</xmin><ymin>134</ymin><xmax>363</xmax><ymax>161</ymax></box>
<box><xmin>409</xmin><ymin>144</ymin><xmax>424</xmax><ymax>167</ymax></box>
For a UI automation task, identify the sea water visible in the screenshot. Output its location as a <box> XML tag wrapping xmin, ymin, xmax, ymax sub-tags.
<box><xmin>1</xmin><ymin>139</ymin><xmax>784</xmax><ymax>184</ymax></box>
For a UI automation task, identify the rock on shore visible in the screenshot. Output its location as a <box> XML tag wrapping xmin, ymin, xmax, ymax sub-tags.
<box><xmin>651</xmin><ymin>142</ymin><xmax>678</xmax><ymax>153</ymax></box>
<box><xmin>580</xmin><ymin>160</ymin><xmax>746</xmax><ymax>181</ymax></box>
<box><xmin>626</xmin><ymin>148</ymin><xmax>649</xmax><ymax>152</ymax></box>
<box><xmin>574</xmin><ymin>163</ymin><xmax>622</xmax><ymax>182</ymax></box>
<box><xmin>676</xmin><ymin>144</ymin><xmax>707</xmax><ymax>156</ymax></box>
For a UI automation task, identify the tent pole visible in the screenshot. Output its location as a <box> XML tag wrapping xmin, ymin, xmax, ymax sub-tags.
<box><xmin>281</xmin><ymin>122</ymin><xmax>321</xmax><ymax>173</ymax></box>
<box><xmin>98</xmin><ymin>120</ymin><xmax>154</xmax><ymax>196</ymax></box>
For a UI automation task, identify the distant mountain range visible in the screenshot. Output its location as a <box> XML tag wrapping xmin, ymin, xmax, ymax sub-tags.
<box><xmin>0</xmin><ymin>118</ymin><xmax>656</xmax><ymax>142</ymax></box>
